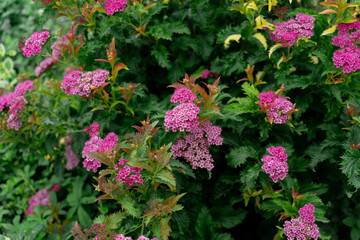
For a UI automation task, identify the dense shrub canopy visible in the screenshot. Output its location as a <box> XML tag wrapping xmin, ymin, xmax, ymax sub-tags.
<box><xmin>1</xmin><ymin>0</ymin><xmax>360</xmax><ymax>239</ymax></box>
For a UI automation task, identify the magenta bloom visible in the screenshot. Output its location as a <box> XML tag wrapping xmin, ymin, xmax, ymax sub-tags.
<box><xmin>65</xmin><ymin>135</ymin><xmax>80</xmax><ymax>170</ymax></box>
<box><xmin>14</xmin><ymin>81</ymin><xmax>34</xmax><ymax>95</ymax></box>
<box><xmin>61</xmin><ymin>69</ymin><xmax>109</xmax><ymax>97</ymax></box>
<box><xmin>170</xmin><ymin>88</ymin><xmax>196</xmax><ymax>103</ymax></box>
<box><xmin>271</xmin><ymin>13</ymin><xmax>315</xmax><ymax>47</ymax></box>
<box><xmin>7</xmin><ymin>96</ymin><xmax>28</xmax><ymax>130</ymax></box>
<box><xmin>261</xmin><ymin>146</ymin><xmax>288</xmax><ymax>183</ymax></box>
<box><xmin>21</xmin><ymin>31</ymin><xmax>50</xmax><ymax>57</ymax></box>
<box><xmin>26</xmin><ymin>184</ymin><xmax>60</xmax><ymax>216</ymax></box>
<box><xmin>164</xmin><ymin>103</ymin><xmax>200</xmax><ymax>132</ymax></box>
<box><xmin>257</xmin><ymin>91</ymin><xmax>296</xmax><ymax>124</ymax></box>
<box><xmin>115</xmin><ymin>158</ymin><xmax>143</xmax><ymax>186</ymax></box>
<box><xmin>82</xmin><ymin>123</ymin><xmax>118</xmax><ymax>172</ymax></box>
<box><xmin>283</xmin><ymin>204</ymin><xmax>320</xmax><ymax>240</ymax></box>
<box><xmin>114</xmin><ymin>235</ymin><xmax>158</xmax><ymax>240</ymax></box>
<box><xmin>104</xmin><ymin>0</ymin><xmax>128</xmax><ymax>15</ymax></box>
<box><xmin>171</xmin><ymin>122</ymin><xmax>223</xmax><ymax>171</ymax></box>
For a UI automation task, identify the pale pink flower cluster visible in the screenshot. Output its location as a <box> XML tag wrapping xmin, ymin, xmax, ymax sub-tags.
<box><xmin>104</xmin><ymin>0</ymin><xmax>128</xmax><ymax>15</ymax></box>
<box><xmin>270</xmin><ymin>13</ymin><xmax>315</xmax><ymax>47</ymax></box>
<box><xmin>61</xmin><ymin>69</ymin><xmax>109</xmax><ymax>97</ymax></box>
<box><xmin>261</xmin><ymin>146</ymin><xmax>288</xmax><ymax>183</ymax></box>
<box><xmin>26</xmin><ymin>184</ymin><xmax>60</xmax><ymax>215</ymax></box>
<box><xmin>257</xmin><ymin>91</ymin><xmax>296</xmax><ymax>124</ymax></box>
<box><xmin>171</xmin><ymin>122</ymin><xmax>223</xmax><ymax>171</ymax></box>
<box><xmin>114</xmin><ymin>158</ymin><xmax>143</xmax><ymax>185</ymax></box>
<box><xmin>0</xmin><ymin>80</ymin><xmax>34</xmax><ymax>130</ymax></box>
<box><xmin>283</xmin><ymin>203</ymin><xmax>320</xmax><ymax>240</ymax></box>
<box><xmin>115</xmin><ymin>235</ymin><xmax>158</xmax><ymax>240</ymax></box>
<box><xmin>20</xmin><ymin>31</ymin><xmax>50</xmax><ymax>57</ymax></box>
<box><xmin>65</xmin><ymin>135</ymin><xmax>80</xmax><ymax>170</ymax></box>
<box><xmin>82</xmin><ymin>122</ymin><xmax>118</xmax><ymax>172</ymax></box>
<box><xmin>170</xmin><ymin>88</ymin><xmax>196</xmax><ymax>103</ymax></box>
<box><xmin>164</xmin><ymin>102</ymin><xmax>200</xmax><ymax>132</ymax></box>
<box><xmin>332</xmin><ymin>22</ymin><xmax>360</xmax><ymax>73</ymax></box>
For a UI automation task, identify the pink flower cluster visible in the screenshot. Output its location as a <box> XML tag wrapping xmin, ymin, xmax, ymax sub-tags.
<box><xmin>26</xmin><ymin>184</ymin><xmax>60</xmax><ymax>215</ymax></box>
<box><xmin>201</xmin><ymin>69</ymin><xmax>220</xmax><ymax>79</ymax></box>
<box><xmin>261</xmin><ymin>146</ymin><xmax>288</xmax><ymax>183</ymax></box>
<box><xmin>61</xmin><ymin>69</ymin><xmax>109</xmax><ymax>97</ymax></box>
<box><xmin>114</xmin><ymin>158</ymin><xmax>143</xmax><ymax>186</ymax></box>
<box><xmin>20</xmin><ymin>31</ymin><xmax>50</xmax><ymax>57</ymax></box>
<box><xmin>65</xmin><ymin>135</ymin><xmax>80</xmax><ymax>170</ymax></box>
<box><xmin>115</xmin><ymin>235</ymin><xmax>157</xmax><ymax>240</ymax></box>
<box><xmin>170</xmin><ymin>88</ymin><xmax>196</xmax><ymax>103</ymax></box>
<box><xmin>82</xmin><ymin>122</ymin><xmax>119</xmax><ymax>172</ymax></box>
<box><xmin>164</xmin><ymin>102</ymin><xmax>200</xmax><ymax>132</ymax></box>
<box><xmin>171</xmin><ymin>121</ymin><xmax>223</xmax><ymax>171</ymax></box>
<box><xmin>331</xmin><ymin>22</ymin><xmax>360</xmax><ymax>73</ymax></box>
<box><xmin>35</xmin><ymin>22</ymin><xmax>83</xmax><ymax>76</ymax></box>
<box><xmin>0</xmin><ymin>80</ymin><xmax>34</xmax><ymax>130</ymax></box>
<box><xmin>283</xmin><ymin>203</ymin><xmax>320</xmax><ymax>240</ymax></box>
<box><xmin>270</xmin><ymin>13</ymin><xmax>315</xmax><ymax>47</ymax></box>
<box><xmin>104</xmin><ymin>0</ymin><xmax>128</xmax><ymax>15</ymax></box>
<box><xmin>257</xmin><ymin>91</ymin><xmax>296</xmax><ymax>124</ymax></box>
<box><xmin>33</xmin><ymin>0</ymin><xmax>52</xmax><ymax>7</ymax></box>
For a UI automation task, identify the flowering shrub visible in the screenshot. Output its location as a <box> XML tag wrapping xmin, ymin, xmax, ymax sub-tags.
<box><xmin>1</xmin><ymin>0</ymin><xmax>360</xmax><ymax>239</ymax></box>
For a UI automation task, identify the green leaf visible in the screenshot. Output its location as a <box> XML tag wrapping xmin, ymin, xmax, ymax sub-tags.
<box><xmin>211</xmin><ymin>206</ymin><xmax>247</xmax><ymax>229</ymax></box>
<box><xmin>154</xmin><ymin>169</ymin><xmax>176</xmax><ymax>190</ymax></box>
<box><xmin>341</xmin><ymin>149</ymin><xmax>360</xmax><ymax>189</ymax></box>
<box><xmin>240</xmin><ymin>164</ymin><xmax>261</xmax><ymax>191</ymax></box>
<box><xmin>77</xmin><ymin>206</ymin><xmax>91</xmax><ymax>227</ymax></box>
<box><xmin>343</xmin><ymin>217</ymin><xmax>356</xmax><ymax>227</ymax></box>
<box><xmin>118</xmin><ymin>194</ymin><xmax>141</xmax><ymax>218</ymax></box>
<box><xmin>242</xmin><ymin>82</ymin><xmax>260</xmax><ymax>99</ymax></box>
<box><xmin>227</xmin><ymin>146</ymin><xmax>257</xmax><ymax>168</ymax></box>
<box><xmin>160</xmin><ymin>216</ymin><xmax>171</xmax><ymax>240</ymax></box>
<box><xmin>107</xmin><ymin>211</ymin><xmax>126</xmax><ymax>229</ymax></box>
<box><xmin>150</xmin><ymin>22</ymin><xmax>190</xmax><ymax>41</ymax></box>
<box><xmin>195</xmin><ymin>207</ymin><xmax>213</xmax><ymax>239</ymax></box>
<box><xmin>151</xmin><ymin>45</ymin><xmax>171</xmax><ymax>69</ymax></box>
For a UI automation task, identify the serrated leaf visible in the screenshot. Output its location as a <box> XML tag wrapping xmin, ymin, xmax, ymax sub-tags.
<box><xmin>155</xmin><ymin>169</ymin><xmax>176</xmax><ymax>190</ymax></box>
<box><xmin>252</xmin><ymin>33</ymin><xmax>268</xmax><ymax>50</ymax></box>
<box><xmin>341</xmin><ymin>149</ymin><xmax>360</xmax><ymax>189</ymax></box>
<box><xmin>195</xmin><ymin>207</ymin><xmax>213</xmax><ymax>239</ymax></box>
<box><xmin>107</xmin><ymin>211</ymin><xmax>126</xmax><ymax>229</ymax></box>
<box><xmin>151</xmin><ymin>45</ymin><xmax>171</xmax><ymax>69</ymax></box>
<box><xmin>227</xmin><ymin>146</ymin><xmax>257</xmax><ymax>167</ymax></box>
<box><xmin>242</xmin><ymin>82</ymin><xmax>260</xmax><ymax>98</ymax></box>
<box><xmin>118</xmin><ymin>194</ymin><xmax>141</xmax><ymax>218</ymax></box>
<box><xmin>211</xmin><ymin>206</ymin><xmax>247</xmax><ymax>229</ymax></box>
<box><xmin>160</xmin><ymin>216</ymin><xmax>171</xmax><ymax>240</ymax></box>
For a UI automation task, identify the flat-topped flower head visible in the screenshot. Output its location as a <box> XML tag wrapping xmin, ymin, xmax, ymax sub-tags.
<box><xmin>115</xmin><ymin>158</ymin><xmax>143</xmax><ymax>186</ymax></box>
<box><xmin>61</xmin><ymin>69</ymin><xmax>109</xmax><ymax>97</ymax></box>
<box><xmin>257</xmin><ymin>91</ymin><xmax>296</xmax><ymax>124</ymax></box>
<box><xmin>283</xmin><ymin>203</ymin><xmax>320</xmax><ymax>240</ymax></box>
<box><xmin>331</xmin><ymin>21</ymin><xmax>360</xmax><ymax>73</ymax></box>
<box><xmin>261</xmin><ymin>146</ymin><xmax>288</xmax><ymax>183</ymax></box>
<box><xmin>20</xmin><ymin>31</ymin><xmax>50</xmax><ymax>57</ymax></box>
<box><xmin>271</xmin><ymin>14</ymin><xmax>315</xmax><ymax>47</ymax></box>
<box><xmin>14</xmin><ymin>80</ymin><xmax>34</xmax><ymax>95</ymax></box>
<box><xmin>170</xmin><ymin>88</ymin><xmax>196</xmax><ymax>103</ymax></box>
<box><xmin>164</xmin><ymin>103</ymin><xmax>200</xmax><ymax>132</ymax></box>
<box><xmin>258</xmin><ymin>91</ymin><xmax>279</xmax><ymax>105</ymax></box>
<box><xmin>171</xmin><ymin>122</ymin><xmax>223</xmax><ymax>171</ymax></box>
<box><xmin>103</xmin><ymin>0</ymin><xmax>128</xmax><ymax>15</ymax></box>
